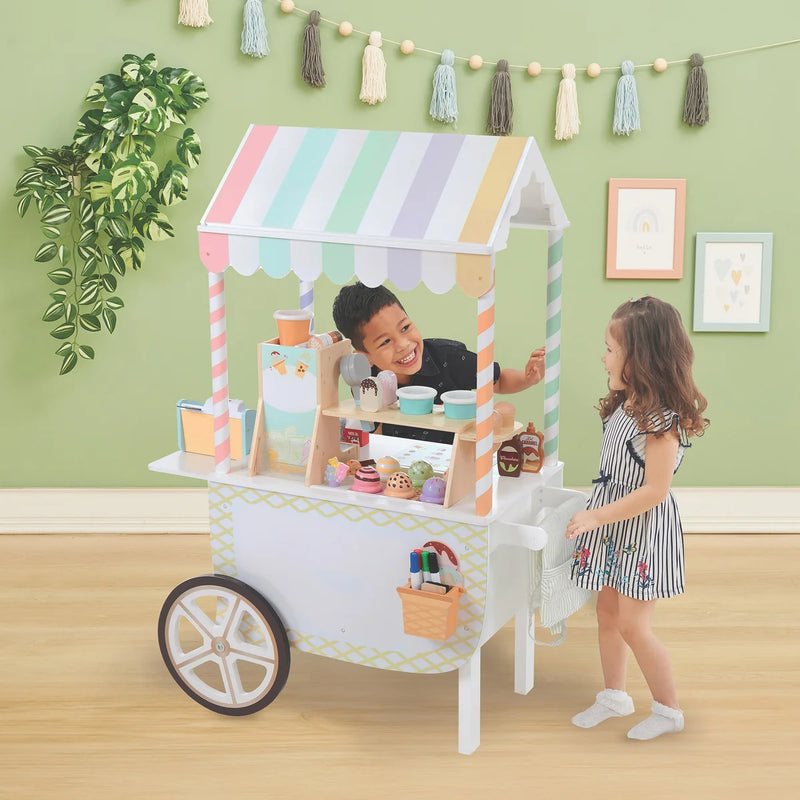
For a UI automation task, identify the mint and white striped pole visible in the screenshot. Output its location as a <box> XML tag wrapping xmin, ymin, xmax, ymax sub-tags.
<box><xmin>299</xmin><ymin>279</ymin><xmax>314</xmax><ymax>333</ymax></box>
<box><xmin>544</xmin><ymin>229</ymin><xmax>563</xmax><ymax>465</ymax></box>
<box><xmin>209</xmin><ymin>272</ymin><xmax>231</xmax><ymax>474</ymax></box>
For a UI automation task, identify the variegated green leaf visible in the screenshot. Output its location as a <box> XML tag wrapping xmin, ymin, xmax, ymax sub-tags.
<box><xmin>58</xmin><ymin>245</ymin><xmax>72</xmax><ymax>266</ymax></box>
<box><xmin>50</xmin><ymin>322</ymin><xmax>76</xmax><ymax>340</ymax></box>
<box><xmin>60</xmin><ymin>351</ymin><xmax>78</xmax><ymax>375</ymax></box>
<box><xmin>50</xmin><ymin>289</ymin><xmax>68</xmax><ymax>300</ymax></box>
<box><xmin>143</xmin><ymin>212</ymin><xmax>174</xmax><ymax>241</ymax></box>
<box><xmin>55</xmin><ymin>343</ymin><xmax>73</xmax><ymax>356</ymax></box>
<box><xmin>78</xmin><ymin>283</ymin><xmax>100</xmax><ymax>305</ymax></box>
<box><xmin>85</xmin><ymin>81</ymin><xmax>104</xmax><ymax>102</ymax></box>
<box><xmin>84</xmin><ymin>152</ymin><xmax>103</xmax><ymax>173</ymax></box>
<box><xmin>47</xmin><ymin>267</ymin><xmax>73</xmax><ymax>284</ymax></box>
<box><xmin>100</xmin><ymin>273</ymin><xmax>117</xmax><ymax>292</ymax></box>
<box><xmin>176</xmin><ymin>128</ymin><xmax>202</xmax><ymax>168</ymax></box>
<box><xmin>102</xmin><ymin>307</ymin><xmax>117</xmax><ymax>333</ymax></box>
<box><xmin>77</xmin><ymin>345</ymin><xmax>95</xmax><ymax>360</ymax></box>
<box><xmin>41</xmin><ymin>204</ymin><xmax>71</xmax><ymax>225</ymax></box>
<box><xmin>65</xmin><ymin>303</ymin><xmax>77</xmax><ymax>322</ymax></box>
<box><xmin>79</xmin><ymin>197</ymin><xmax>93</xmax><ymax>225</ymax></box>
<box><xmin>23</xmin><ymin>145</ymin><xmax>47</xmax><ymax>158</ymax></box>
<box><xmin>35</xmin><ymin>242</ymin><xmax>59</xmax><ymax>262</ymax></box>
<box><xmin>106</xmin><ymin>296</ymin><xmax>124</xmax><ymax>310</ymax></box>
<box><xmin>79</xmin><ymin>314</ymin><xmax>101</xmax><ymax>332</ymax></box>
<box><xmin>42</xmin><ymin>301</ymin><xmax>65</xmax><ymax>322</ymax></box>
<box><xmin>17</xmin><ymin>194</ymin><xmax>32</xmax><ymax>217</ymax></box>
<box><xmin>107</xmin><ymin>217</ymin><xmax>129</xmax><ymax>238</ymax></box>
<box><xmin>42</xmin><ymin>225</ymin><xmax>62</xmax><ymax>240</ymax></box>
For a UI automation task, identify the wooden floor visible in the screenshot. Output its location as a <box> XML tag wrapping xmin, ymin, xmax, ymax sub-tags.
<box><xmin>1</xmin><ymin>533</ymin><xmax>798</xmax><ymax>799</ymax></box>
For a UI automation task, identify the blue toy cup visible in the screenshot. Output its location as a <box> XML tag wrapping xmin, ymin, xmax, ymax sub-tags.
<box><xmin>440</xmin><ymin>390</ymin><xmax>477</xmax><ymax>419</ymax></box>
<box><xmin>396</xmin><ymin>385</ymin><xmax>437</xmax><ymax>415</ymax></box>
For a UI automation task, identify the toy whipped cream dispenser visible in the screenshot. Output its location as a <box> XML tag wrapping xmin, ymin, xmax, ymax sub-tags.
<box><xmin>359</xmin><ymin>377</ymin><xmax>382</xmax><ymax>412</ymax></box>
<box><xmin>376</xmin><ymin>370</ymin><xmax>397</xmax><ymax>405</ymax></box>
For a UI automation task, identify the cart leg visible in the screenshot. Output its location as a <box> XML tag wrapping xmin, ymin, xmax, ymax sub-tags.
<box><xmin>514</xmin><ymin>603</ymin><xmax>535</xmax><ymax>695</ymax></box>
<box><xmin>458</xmin><ymin>649</ymin><xmax>481</xmax><ymax>755</ymax></box>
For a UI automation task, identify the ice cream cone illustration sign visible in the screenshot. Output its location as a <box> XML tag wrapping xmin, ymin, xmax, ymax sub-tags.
<box><xmin>260</xmin><ymin>344</ymin><xmax>317</xmax><ymax>472</ymax></box>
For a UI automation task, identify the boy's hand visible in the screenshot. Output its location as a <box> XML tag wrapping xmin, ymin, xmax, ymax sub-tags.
<box><xmin>524</xmin><ymin>347</ymin><xmax>546</xmax><ymax>386</ymax></box>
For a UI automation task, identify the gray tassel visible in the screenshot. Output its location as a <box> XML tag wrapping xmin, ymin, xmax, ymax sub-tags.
<box><xmin>487</xmin><ymin>59</ymin><xmax>513</xmax><ymax>135</ymax></box>
<box><xmin>302</xmin><ymin>10</ymin><xmax>325</xmax><ymax>88</ymax></box>
<box><xmin>683</xmin><ymin>53</ymin><xmax>709</xmax><ymax>127</ymax></box>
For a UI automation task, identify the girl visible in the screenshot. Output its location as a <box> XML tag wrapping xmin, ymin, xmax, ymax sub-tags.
<box><xmin>566</xmin><ymin>297</ymin><xmax>709</xmax><ymax>741</ymax></box>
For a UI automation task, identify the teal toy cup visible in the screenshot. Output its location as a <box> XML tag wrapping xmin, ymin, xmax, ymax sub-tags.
<box><xmin>396</xmin><ymin>385</ymin><xmax>436</xmax><ymax>415</ymax></box>
<box><xmin>440</xmin><ymin>390</ymin><xmax>477</xmax><ymax>419</ymax></box>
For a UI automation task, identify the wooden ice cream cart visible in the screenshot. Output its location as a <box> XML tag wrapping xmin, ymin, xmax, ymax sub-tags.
<box><xmin>150</xmin><ymin>125</ymin><xmax>589</xmax><ymax>753</ymax></box>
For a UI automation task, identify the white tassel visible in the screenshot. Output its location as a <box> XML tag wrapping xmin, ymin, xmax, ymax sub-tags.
<box><xmin>179</xmin><ymin>0</ymin><xmax>213</xmax><ymax>28</ymax></box>
<box><xmin>360</xmin><ymin>31</ymin><xmax>387</xmax><ymax>105</ymax></box>
<box><xmin>555</xmin><ymin>63</ymin><xmax>580</xmax><ymax>141</ymax></box>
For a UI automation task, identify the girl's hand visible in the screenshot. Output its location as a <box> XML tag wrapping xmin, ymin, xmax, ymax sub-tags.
<box><xmin>566</xmin><ymin>510</ymin><xmax>602</xmax><ymax>539</ymax></box>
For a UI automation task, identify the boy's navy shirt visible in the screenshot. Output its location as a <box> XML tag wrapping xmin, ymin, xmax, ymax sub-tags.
<box><xmin>371</xmin><ymin>338</ymin><xmax>501</xmax><ymax>444</ymax></box>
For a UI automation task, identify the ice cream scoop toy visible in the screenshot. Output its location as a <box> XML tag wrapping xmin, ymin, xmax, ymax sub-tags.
<box><xmin>383</xmin><ymin>471</ymin><xmax>416</xmax><ymax>499</ymax></box>
<box><xmin>420</xmin><ymin>476</ymin><xmax>447</xmax><ymax>504</ymax></box>
<box><xmin>408</xmin><ymin>460</ymin><xmax>434</xmax><ymax>490</ymax></box>
<box><xmin>351</xmin><ymin>466</ymin><xmax>384</xmax><ymax>493</ymax></box>
<box><xmin>376</xmin><ymin>456</ymin><xmax>400</xmax><ymax>482</ymax></box>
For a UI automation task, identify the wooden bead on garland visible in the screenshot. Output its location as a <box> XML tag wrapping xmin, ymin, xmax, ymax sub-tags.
<box><xmin>280</xmin><ymin>0</ymin><xmax>295</xmax><ymax>12</ymax></box>
<box><xmin>400</xmin><ymin>40</ymin><xmax>415</xmax><ymax>55</ymax></box>
<box><xmin>241</xmin><ymin>0</ymin><xmax>269</xmax><ymax>58</ymax></box>
<box><xmin>301</xmin><ymin>10</ymin><xmax>325</xmax><ymax>87</ymax></box>
<box><xmin>179</xmin><ymin>0</ymin><xmax>212</xmax><ymax>27</ymax></box>
<box><xmin>586</xmin><ymin>62</ymin><xmax>602</xmax><ymax>78</ymax></box>
<box><xmin>527</xmin><ymin>61</ymin><xmax>542</xmax><ymax>77</ymax></box>
<box><xmin>683</xmin><ymin>53</ymin><xmax>709</xmax><ymax>126</ymax></box>
<box><xmin>469</xmin><ymin>55</ymin><xmax>483</xmax><ymax>70</ymax></box>
<box><xmin>653</xmin><ymin>57</ymin><xmax>668</xmax><ymax>73</ymax></box>
<box><xmin>487</xmin><ymin>59</ymin><xmax>513</xmax><ymax>135</ymax></box>
<box><xmin>555</xmin><ymin>63</ymin><xmax>580</xmax><ymax>141</ymax></box>
<box><xmin>338</xmin><ymin>21</ymin><xmax>353</xmax><ymax>36</ymax></box>
<box><xmin>360</xmin><ymin>31</ymin><xmax>387</xmax><ymax>105</ymax></box>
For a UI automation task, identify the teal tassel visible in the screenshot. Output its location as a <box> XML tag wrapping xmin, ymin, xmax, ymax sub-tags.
<box><xmin>613</xmin><ymin>61</ymin><xmax>640</xmax><ymax>135</ymax></box>
<box><xmin>241</xmin><ymin>0</ymin><xmax>269</xmax><ymax>58</ymax></box>
<box><xmin>430</xmin><ymin>49</ymin><xmax>458</xmax><ymax>124</ymax></box>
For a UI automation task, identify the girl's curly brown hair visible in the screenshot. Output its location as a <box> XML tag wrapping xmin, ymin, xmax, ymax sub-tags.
<box><xmin>598</xmin><ymin>296</ymin><xmax>709</xmax><ymax>437</ymax></box>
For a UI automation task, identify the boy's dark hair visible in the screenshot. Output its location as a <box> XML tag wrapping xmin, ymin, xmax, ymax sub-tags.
<box><xmin>332</xmin><ymin>282</ymin><xmax>405</xmax><ymax>351</ymax></box>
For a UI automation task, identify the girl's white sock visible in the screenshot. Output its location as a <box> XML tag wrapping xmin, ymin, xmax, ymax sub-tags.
<box><xmin>627</xmin><ymin>700</ymin><xmax>684</xmax><ymax>740</ymax></box>
<box><xmin>571</xmin><ymin>689</ymin><xmax>635</xmax><ymax>728</ymax></box>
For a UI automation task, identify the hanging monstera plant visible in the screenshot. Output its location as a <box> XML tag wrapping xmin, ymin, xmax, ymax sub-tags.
<box><xmin>15</xmin><ymin>53</ymin><xmax>209</xmax><ymax>374</ymax></box>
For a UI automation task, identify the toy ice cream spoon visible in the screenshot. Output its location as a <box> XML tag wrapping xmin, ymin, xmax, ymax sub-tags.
<box><xmin>351</xmin><ymin>466</ymin><xmax>384</xmax><ymax>493</ymax></box>
<box><xmin>420</xmin><ymin>476</ymin><xmax>446</xmax><ymax>504</ymax></box>
<box><xmin>408</xmin><ymin>460</ymin><xmax>434</xmax><ymax>490</ymax></box>
<box><xmin>383</xmin><ymin>471</ymin><xmax>416</xmax><ymax>499</ymax></box>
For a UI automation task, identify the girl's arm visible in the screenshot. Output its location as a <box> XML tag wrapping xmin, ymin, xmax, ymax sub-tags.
<box><xmin>566</xmin><ymin>429</ymin><xmax>680</xmax><ymax>539</ymax></box>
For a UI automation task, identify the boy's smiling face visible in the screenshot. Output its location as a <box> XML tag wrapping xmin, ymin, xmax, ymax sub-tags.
<box><xmin>357</xmin><ymin>303</ymin><xmax>423</xmax><ymax>384</ymax></box>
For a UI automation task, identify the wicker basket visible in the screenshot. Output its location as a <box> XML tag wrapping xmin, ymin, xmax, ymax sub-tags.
<box><xmin>396</xmin><ymin>582</ymin><xmax>464</xmax><ymax>641</ymax></box>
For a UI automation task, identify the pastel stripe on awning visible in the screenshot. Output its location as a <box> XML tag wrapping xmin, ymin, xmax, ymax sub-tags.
<box><xmin>324</xmin><ymin>130</ymin><xmax>401</xmax><ymax>234</ymax></box>
<box><xmin>387</xmin><ymin>248</ymin><xmax>421</xmax><ymax>291</ymax></box>
<box><xmin>204</xmin><ymin>125</ymin><xmax>277</xmax><ymax>225</ymax></box>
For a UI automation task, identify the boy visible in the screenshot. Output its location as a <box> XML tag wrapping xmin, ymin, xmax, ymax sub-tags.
<box><xmin>332</xmin><ymin>282</ymin><xmax>545</xmax><ymax>443</ymax></box>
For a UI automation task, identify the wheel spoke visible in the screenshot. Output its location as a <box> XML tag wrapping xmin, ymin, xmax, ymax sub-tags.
<box><xmin>174</xmin><ymin>644</ymin><xmax>215</xmax><ymax>671</ymax></box>
<box><xmin>178</xmin><ymin>598</ymin><xmax>215</xmax><ymax>638</ymax></box>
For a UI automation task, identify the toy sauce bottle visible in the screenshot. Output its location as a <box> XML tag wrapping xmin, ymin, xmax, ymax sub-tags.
<box><xmin>496</xmin><ymin>436</ymin><xmax>523</xmax><ymax>478</ymax></box>
<box><xmin>519</xmin><ymin>422</ymin><xmax>544</xmax><ymax>473</ymax></box>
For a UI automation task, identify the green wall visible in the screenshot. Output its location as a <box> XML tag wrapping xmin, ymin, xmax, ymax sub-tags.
<box><xmin>2</xmin><ymin>0</ymin><xmax>797</xmax><ymax>489</ymax></box>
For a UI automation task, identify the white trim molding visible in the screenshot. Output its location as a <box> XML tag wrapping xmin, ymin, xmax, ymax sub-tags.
<box><xmin>0</xmin><ymin>487</ymin><xmax>798</xmax><ymax>534</ymax></box>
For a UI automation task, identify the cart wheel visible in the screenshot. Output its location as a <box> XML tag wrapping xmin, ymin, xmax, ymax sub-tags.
<box><xmin>158</xmin><ymin>574</ymin><xmax>290</xmax><ymax>716</ymax></box>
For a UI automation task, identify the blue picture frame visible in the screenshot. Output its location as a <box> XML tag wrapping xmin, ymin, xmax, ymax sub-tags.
<box><xmin>693</xmin><ymin>232</ymin><xmax>773</xmax><ymax>332</ymax></box>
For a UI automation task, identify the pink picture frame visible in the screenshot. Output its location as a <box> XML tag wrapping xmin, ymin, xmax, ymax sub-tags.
<box><xmin>606</xmin><ymin>178</ymin><xmax>687</xmax><ymax>279</ymax></box>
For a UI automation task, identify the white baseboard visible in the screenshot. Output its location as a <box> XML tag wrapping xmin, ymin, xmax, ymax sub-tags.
<box><xmin>0</xmin><ymin>487</ymin><xmax>797</xmax><ymax>534</ymax></box>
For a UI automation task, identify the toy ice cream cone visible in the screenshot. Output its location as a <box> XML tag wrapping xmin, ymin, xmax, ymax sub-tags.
<box><xmin>271</xmin><ymin>351</ymin><xmax>286</xmax><ymax>375</ymax></box>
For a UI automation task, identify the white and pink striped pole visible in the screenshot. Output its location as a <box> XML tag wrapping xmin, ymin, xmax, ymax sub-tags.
<box><xmin>475</xmin><ymin>275</ymin><xmax>496</xmax><ymax>517</ymax></box>
<box><xmin>209</xmin><ymin>272</ymin><xmax>231</xmax><ymax>474</ymax></box>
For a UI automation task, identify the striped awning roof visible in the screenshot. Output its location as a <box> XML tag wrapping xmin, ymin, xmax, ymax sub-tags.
<box><xmin>198</xmin><ymin>126</ymin><xmax>568</xmax><ymax>297</ymax></box>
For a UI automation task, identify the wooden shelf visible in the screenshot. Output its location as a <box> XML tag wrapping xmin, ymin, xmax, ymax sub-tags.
<box><xmin>458</xmin><ymin>420</ymin><xmax>525</xmax><ymax>443</ymax></box>
<box><xmin>321</xmin><ymin>400</ymin><xmax>473</xmax><ymax>435</ymax></box>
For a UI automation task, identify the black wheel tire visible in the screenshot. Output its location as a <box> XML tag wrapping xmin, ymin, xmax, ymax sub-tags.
<box><xmin>158</xmin><ymin>574</ymin><xmax>290</xmax><ymax>716</ymax></box>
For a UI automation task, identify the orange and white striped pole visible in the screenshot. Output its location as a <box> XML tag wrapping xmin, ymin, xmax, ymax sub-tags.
<box><xmin>209</xmin><ymin>271</ymin><xmax>231</xmax><ymax>474</ymax></box>
<box><xmin>475</xmin><ymin>274</ymin><xmax>496</xmax><ymax>516</ymax></box>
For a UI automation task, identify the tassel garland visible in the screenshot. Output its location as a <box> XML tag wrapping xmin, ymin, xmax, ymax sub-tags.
<box><xmin>241</xmin><ymin>0</ymin><xmax>269</xmax><ymax>57</ymax></box>
<box><xmin>487</xmin><ymin>60</ymin><xmax>513</xmax><ymax>135</ymax></box>
<box><xmin>178</xmin><ymin>0</ymin><xmax>212</xmax><ymax>28</ymax></box>
<box><xmin>430</xmin><ymin>49</ymin><xmax>458</xmax><ymax>124</ymax></box>
<box><xmin>683</xmin><ymin>53</ymin><xmax>709</xmax><ymax>126</ymax></box>
<box><xmin>360</xmin><ymin>31</ymin><xmax>387</xmax><ymax>105</ymax></box>
<box><xmin>613</xmin><ymin>60</ymin><xmax>640</xmax><ymax>135</ymax></box>
<box><xmin>302</xmin><ymin>10</ymin><xmax>325</xmax><ymax>87</ymax></box>
<box><xmin>555</xmin><ymin>63</ymin><xmax>580</xmax><ymax>140</ymax></box>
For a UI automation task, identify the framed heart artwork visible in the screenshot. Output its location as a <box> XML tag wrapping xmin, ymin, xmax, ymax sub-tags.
<box><xmin>692</xmin><ymin>232</ymin><xmax>773</xmax><ymax>332</ymax></box>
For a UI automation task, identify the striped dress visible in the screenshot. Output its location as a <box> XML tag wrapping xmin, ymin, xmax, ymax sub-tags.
<box><xmin>570</xmin><ymin>405</ymin><xmax>691</xmax><ymax>600</ymax></box>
